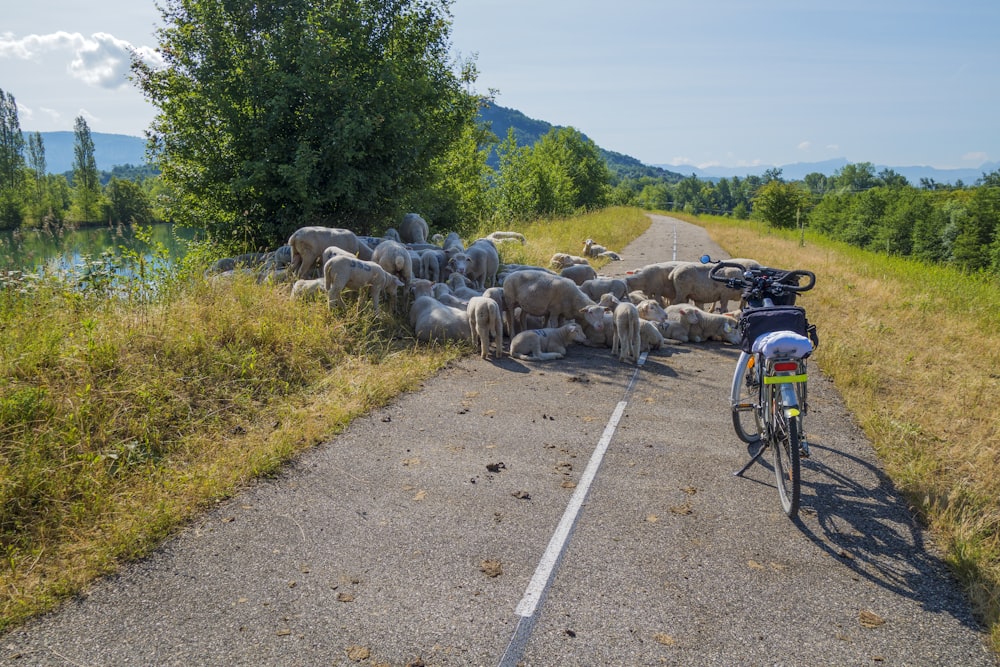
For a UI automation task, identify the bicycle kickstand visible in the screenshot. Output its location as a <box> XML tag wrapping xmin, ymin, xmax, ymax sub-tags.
<box><xmin>733</xmin><ymin>443</ymin><xmax>766</xmax><ymax>477</ymax></box>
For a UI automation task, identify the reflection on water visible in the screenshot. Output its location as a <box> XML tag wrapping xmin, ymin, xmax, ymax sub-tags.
<box><xmin>0</xmin><ymin>223</ymin><xmax>201</xmax><ymax>274</ymax></box>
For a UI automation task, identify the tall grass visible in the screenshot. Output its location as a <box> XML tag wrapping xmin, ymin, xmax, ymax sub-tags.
<box><xmin>680</xmin><ymin>212</ymin><xmax>1000</xmax><ymax>649</ymax></box>
<box><xmin>0</xmin><ymin>207</ymin><xmax>648</xmax><ymax>631</ymax></box>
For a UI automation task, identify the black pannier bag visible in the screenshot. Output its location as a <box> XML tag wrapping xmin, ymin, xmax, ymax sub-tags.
<box><xmin>738</xmin><ymin>305</ymin><xmax>818</xmax><ymax>354</ymax></box>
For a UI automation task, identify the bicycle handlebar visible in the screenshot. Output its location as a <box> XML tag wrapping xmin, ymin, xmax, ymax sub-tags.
<box><xmin>704</xmin><ymin>257</ymin><xmax>816</xmax><ymax>301</ymax></box>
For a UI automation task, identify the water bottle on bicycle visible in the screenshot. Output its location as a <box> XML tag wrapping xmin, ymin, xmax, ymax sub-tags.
<box><xmin>701</xmin><ymin>255</ymin><xmax>818</xmax><ymax>518</ymax></box>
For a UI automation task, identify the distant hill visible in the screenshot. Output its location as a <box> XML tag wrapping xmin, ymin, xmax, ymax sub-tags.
<box><xmin>657</xmin><ymin>158</ymin><xmax>1000</xmax><ymax>186</ymax></box>
<box><xmin>27</xmin><ymin>131</ymin><xmax>148</xmax><ymax>174</ymax></box>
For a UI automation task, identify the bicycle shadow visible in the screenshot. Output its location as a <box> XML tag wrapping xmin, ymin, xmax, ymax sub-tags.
<box><xmin>790</xmin><ymin>443</ymin><xmax>985</xmax><ymax>631</ymax></box>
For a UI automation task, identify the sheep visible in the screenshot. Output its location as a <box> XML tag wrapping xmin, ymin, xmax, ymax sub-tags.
<box><xmin>611</xmin><ymin>301</ymin><xmax>642</xmax><ymax>364</ymax></box>
<box><xmin>467</xmin><ymin>296</ymin><xmax>504</xmax><ymax>360</ymax></box>
<box><xmin>418</xmin><ymin>247</ymin><xmax>446</xmax><ymax>283</ymax></box>
<box><xmin>500</xmin><ymin>269</ymin><xmax>606</xmax><ymax>335</ymax></box>
<box><xmin>597</xmin><ymin>250</ymin><xmax>623</xmax><ymax>261</ymax></box>
<box><xmin>689</xmin><ymin>311</ymin><xmax>741</xmax><ymax>345</ymax></box>
<box><xmin>485</xmin><ymin>231</ymin><xmax>527</xmax><ymax>245</ymax></box>
<box><xmin>408</xmin><ymin>278</ymin><xmax>435</xmax><ymax>300</ymax></box>
<box><xmin>323</xmin><ymin>255</ymin><xmax>404</xmax><ymax>313</ymax></box>
<box><xmin>449</xmin><ymin>239</ymin><xmax>499</xmax><ymax>289</ymax></box>
<box><xmin>579</xmin><ymin>277</ymin><xmax>629</xmax><ymax>302</ymax></box>
<box><xmin>321</xmin><ymin>244</ymin><xmax>356</xmax><ymax>267</ymax></box>
<box><xmin>509</xmin><ymin>322</ymin><xmax>588</xmax><ymax>361</ymax></box>
<box><xmin>399</xmin><ymin>213</ymin><xmax>429</xmax><ymax>245</ymax></box>
<box><xmin>383</xmin><ymin>227</ymin><xmax>402</xmax><ymax>243</ymax></box>
<box><xmin>290</xmin><ymin>277</ymin><xmax>326</xmax><ymax>301</ymax></box>
<box><xmin>408</xmin><ymin>295</ymin><xmax>471</xmax><ymax>343</ymax></box>
<box><xmin>582</xmin><ymin>238</ymin><xmax>607</xmax><ymax>257</ymax></box>
<box><xmin>288</xmin><ymin>226</ymin><xmax>367</xmax><ymax>279</ymax></box>
<box><xmin>624</xmin><ymin>261</ymin><xmax>690</xmax><ymax>305</ymax></box>
<box><xmin>446</xmin><ymin>272</ymin><xmax>483</xmax><ymax>300</ymax></box>
<box><xmin>441</xmin><ymin>232</ymin><xmax>465</xmax><ymax>260</ymax></box>
<box><xmin>550</xmin><ymin>253</ymin><xmax>591</xmax><ymax>270</ymax></box>
<box><xmin>636</xmin><ymin>298</ymin><xmax>669</xmax><ymax>324</ymax></box>
<box><xmin>371</xmin><ymin>239</ymin><xmax>414</xmax><ymax>312</ymax></box>
<box><xmin>559</xmin><ymin>263</ymin><xmax>598</xmax><ymax>286</ymax></box>
<box><xmin>639</xmin><ymin>319</ymin><xmax>665</xmax><ymax>352</ymax></box>
<box><xmin>661</xmin><ymin>305</ymin><xmax>702</xmax><ymax>343</ymax></box>
<box><xmin>671</xmin><ymin>262</ymin><xmax>744</xmax><ymax>312</ymax></box>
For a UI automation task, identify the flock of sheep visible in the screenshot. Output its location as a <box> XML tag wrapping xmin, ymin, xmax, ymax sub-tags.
<box><xmin>208</xmin><ymin>213</ymin><xmax>755</xmax><ymax>364</ymax></box>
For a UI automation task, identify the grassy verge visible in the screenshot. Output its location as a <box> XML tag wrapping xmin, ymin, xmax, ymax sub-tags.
<box><xmin>0</xmin><ymin>206</ymin><xmax>649</xmax><ymax>632</ymax></box>
<box><xmin>674</xmin><ymin>211</ymin><xmax>1000</xmax><ymax>649</ymax></box>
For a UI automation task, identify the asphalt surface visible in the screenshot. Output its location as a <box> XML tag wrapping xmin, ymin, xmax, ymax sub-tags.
<box><xmin>3</xmin><ymin>215</ymin><xmax>996</xmax><ymax>666</ymax></box>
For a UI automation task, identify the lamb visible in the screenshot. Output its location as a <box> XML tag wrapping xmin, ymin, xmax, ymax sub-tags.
<box><xmin>500</xmin><ymin>269</ymin><xmax>606</xmax><ymax>334</ymax></box>
<box><xmin>485</xmin><ymin>231</ymin><xmax>527</xmax><ymax>245</ymax></box>
<box><xmin>418</xmin><ymin>248</ymin><xmax>446</xmax><ymax>283</ymax></box>
<box><xmin>624</xmin><ymin>261</ymin><xmax>691</xmax><ymax>305</ymax></box>
<box><xmin>408</xmin><ymin>295</ymin><xmax>471</xmax><ymax>343</ymax></box>
<box><xmin>323</xmin><ymin>255</ymin><xmax>404</xmax><ymax>313</ymax></box>
<box><xmin>288</xmin><ymin>226</ymin><xmax>367</xmax><ymax>279</ymax></box>
<box><xmin>671</xmin><ymin>262</ymin><xmax>744</xmax><ymax>312</ymax></box>
<box><xmin>636</xmin><ymin>298</ymin><xmax>669</xmax><ymax>324</ymax></box>
<box><xmin>559</xmin><ymin>263</ymin><xmax>598</xmax><ymax>286</ymax></box>
<box><xmin>467</xmin><ymin>296</ymin><xmax>504</xmax><ymax>360</ymax></box>
<box><xmin>399</xmin><ymin>213</ymin><xmax>429</xmax><ymax>244</ymax></box>
<box><xmin>448</xmin><ymin>239</ymin><xmax>500</xmax><ymax>289</ymax></box>
<box><xmin>290</xmin><ymin>277</ymin><xmax>326</xmax><ymax>301</ymax></box>
<box><xmin>611</xmin><ymin>301</ymin><xmax>642</xmax><ymax>364</ymax></box>
<box><xmin>549</xmin><ymin>253</ymin><xmax>590</xmax><ymax>270</ymax></box>
<box><xmin>689</xmin><ymin>311</ymin><xmax>741</xmax><ymax>345</ymax></box>
<box><xmin>579</xmin><ymin>277</ymin><xmax>629</xmax><ymax>302</ymax></box>
<box><xmin>661</xmin><ymin>305</ymin><xmax>701</xmax><ymax>343</ymax></box>
<box><xmin>639</xmin><ymin>319</ymin><xmax>665</xmax><ymax>352</ymax></box>
<box><xmin>370</xmin><ymin>239</ymin><xmax>414</xmax><ymax>312</ymax></box>
<box><xmin>509</xmin><ymin>323</ymin><xmax>587</xmax><ymax>361</ymax></box>
<box><xmin>446</xmin><ymin>272</ymin><xmax>484</xmax><ymax>300</ymax></box>
<box><xmin>408</xmin><ymin>278</ymin><xmax>435</xmax><ymax>300</ymax></box>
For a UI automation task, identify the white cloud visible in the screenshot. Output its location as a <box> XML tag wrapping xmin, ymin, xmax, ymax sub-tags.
<box><xmin>76</xmin><ymin>108</ymin><xmax>100</xmax><ymax>125</ymax></box>
<box><xmin>962</xmin><ymin>151</ymin><xmax>988</xmax><ymax>163</ymax></box>
<box><xmin>797</xmin><ymin>141</ymin><xmax>811</xmax><ymax>150</ymax></box>
<box><xmin>0</xmin><ymin>31</ymin><xmax>163</xmax><ymax>90</ymax></box>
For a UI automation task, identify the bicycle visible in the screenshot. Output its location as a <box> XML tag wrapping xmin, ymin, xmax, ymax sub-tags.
<box><xmin>702</xmin><ymin>255</ymin><xmax>818</xmax><ymax>518</ymax></box>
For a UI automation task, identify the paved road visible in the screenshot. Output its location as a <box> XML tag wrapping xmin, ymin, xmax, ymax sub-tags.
<box><xmin>3</xmin><ymin>215</ymin><xmax>995</xmax><ymax>666</ymax></box>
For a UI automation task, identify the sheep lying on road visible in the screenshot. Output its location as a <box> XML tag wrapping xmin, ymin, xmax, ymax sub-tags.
<box><xmin>467</xmin><ymin>296</ymin><xmax>504</xmax><ymax>360</ymax></box>
<box><xmin>509</xmin><ymin>323</ymin><xmax>587</xmax><ymax>361</ymax></box>
<box><xmin>639</xmin><ymin>320</ymin><xmax>665</xmax><ymax>352</ymax></box>
<box><xmin>324</xmin><ymin>255</ymin><xmax>403</xmax><ymax>313</ymax></box>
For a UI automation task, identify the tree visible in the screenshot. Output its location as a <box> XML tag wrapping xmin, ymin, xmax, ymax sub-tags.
<box><xmin>835</xmin><ymin>162</ymin><xmax>878</xmax><ymax>192</ymax></box>
<box><xmin>26</xmin><ymin>131</ymin><xmax>48</xmax><ymax>221</ymax></box>
<box><xmin>103</xmin><ymin>177</ymin><xmax>155</xmax><ymax>225</ymax></box>
<box><xmin>133</xmin><ymin>0</ymin><xmax>479</xmax><ymax>248</ymax></box>
<box><xmin>72</xmin><ymin>116</ymin><xmax>102</xmax><ymax>222</ymax></box>
<box><xmin>752</xmin><ymin>180</ymin><xmax>810</xmax><ymax>229</ymax></box>
<box><xmin>0</xmin><ymin>88</ymin><xmax>26</xmax><ymax>228</ymax></box>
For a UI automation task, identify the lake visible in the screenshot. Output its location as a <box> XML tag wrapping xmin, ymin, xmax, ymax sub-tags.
<box><xmin>0</xmin><ymin>223</ymin><xmax>201</xmax><ymax>274</ymax></box>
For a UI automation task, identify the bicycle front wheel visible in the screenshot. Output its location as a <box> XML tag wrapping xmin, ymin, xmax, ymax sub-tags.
<box><xmin>771</xmin><ymin>395</ymin><xmax>801</xmax><ymax>518</ymax></box>
<box><xmin>731</xmin><ymin>352</ymin><xmax>762</xmax><ymax>445</ymax></box>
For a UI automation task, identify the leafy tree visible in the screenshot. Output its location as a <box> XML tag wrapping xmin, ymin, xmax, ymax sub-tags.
<box><xmin>752</xmin><ymin>180</ymin><xmax>810</xmax><ymax>229</ymax></box>
<box><xmin>0</xmin><ymin>88</ymin><xmax>26</xmax><ymax>228</ymax></box>
<box><xmin>26</xmin><ymin>131</ymin><xmax>48</xmax><ymax>221</ymax></box>
<box><xmin>835</xmin><ymin>162</ymin><xmax>878</xmax><ymax>192</ymax></box>
<box><xmin>103</xmin><ymin>177</ymin><xmax>155</xmax><ymax>225</ymax></box>
<box><xmin>878</xmin><ymin>168</ymin><xmax>909</xmax><ymax>189</ymax></box>
<box><xmin>526</xmin><ymin>127</ymin><xmax>609</xmax><ymax>215</ymax></box>
<box><xmin>952</xmin><ymin>186</ymin><xmax>1000</xmax><ymax>271</ymax></box>
<box><xmin>133</xmin><ymin>0</ymin><xmax>479</xmax><ymax>248</ymax></box>
<box><xmin>72</xmin><ymin>116</ymin><xmax>102</xmax><ymax>222</ymax></box>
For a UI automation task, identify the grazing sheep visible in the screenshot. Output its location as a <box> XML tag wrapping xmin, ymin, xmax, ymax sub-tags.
<box><xmin>671</xmin><ymin>262</ymin><xmax>744</xmax><ymax>312</ymax></box>
<box><xmin>501</xmin><ymin>269</ymin><xmax>606</xmax><ymax>334</ymax></box>
<box><xmin>399</xmin><ymin>213</ymin><xmax>430</xmax><ymax>245</ymax></box>
<box><xmin>467</xmin><ymin>295</ymin><xmax>504</xmax><ymax>360</ymax></box>
<box><xmin>639</xmin><ymin>319</ymin><xmax>665</xmax><ymax>352</ymax></box>
<box><xmin>559</xmin><ymin>263</ymin><xmax>598</xmax><ymax>286</ymax></box>
<box><xmin>509</xmin><ymin>323</ymin><xmax>588</xmax><ymax>361</ymax></box>
<box><xmin>371</xmin><ymin>239</ymin><xmax>414</xmax><ymax>312</ymax></box>
<box><xmin>550</xmin><ymin>253</ymin><xmax>590</xmax><ymax>269</ymax></box>
<box><xmin>624</xmin><ymin>261</ymin><xmax>690</xmax><ymax>305</ymax></box>
<box><xmin>611</xmin><ymin>302</ymin><xmax>642</xmax><ymax>364</ymax></box>
<box><xmin>409</xmin><ymin>295</ymin><xmax>471</xmax><ymax>343</ymax></box>
<box><xmin>324</xmin><ymin>255</ymin><xmax>404</xmax><ymax>313</ymax></box>
<box><xmin>579</xmin><ymin>277</ymin><xmax>629</xmax><ymax>302</ymax></box>
<box><xmin>485</xmin><ymin>231</ymin><xmax>527</xmax><ymax>245</ymax></box>
<box><xmin>290</xmin><ymin>277</ymin><xmax>326</xmax><ymax>301</ymax></box>
<box><xmin>288</xmin><ymin>226</ymin><xmax>366</xmax><ymax>279</ymax></box>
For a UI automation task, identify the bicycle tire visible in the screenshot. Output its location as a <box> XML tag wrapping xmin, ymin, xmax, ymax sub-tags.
<box><xmin>771</xmin><ymin>396</ymin><xmax>801</xmax><ymax>518</ymax></box>
<box><xmin>730</xmin><ymin>352</ymin><xmax>762</xmax><ymax>445</ymax></box>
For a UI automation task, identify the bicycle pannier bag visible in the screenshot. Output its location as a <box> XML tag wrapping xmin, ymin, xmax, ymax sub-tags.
<box><xmin>738</xmin><ymin>306</ymin><xmax>808</xmax><ymax>354</ymax></box>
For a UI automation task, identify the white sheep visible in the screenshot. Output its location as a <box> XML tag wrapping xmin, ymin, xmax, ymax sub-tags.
<box><xmin>408</xmin><ymin>278</ymin><xmax>435</xmax><ymax>300</ymax></box>
<box><xmin>323</xmin><ymin>255</ymin><xmax>404</xmax><ymax>313</ymax></box>
<box><xmin>582</xmin><ymin>238</ymin><xmax>607</xmax><ymax>257</ymax></box>
<box><xmin>509</xmin><ymin>322</ymin><xmax>587</xmax><ymax>361</ymax></box>
<box><xmin>636</xmin><ymin>298</ymin><xmax>669</xmax><ymax>324</ymax></box>
<box><xmin>623</xmin><ymin>261</ymin><xmax>691</xmax><ymax>305</ymax></box>
<box><xmin>559</xmin><ymin>263</ymin><xmax>598</xmax><ymax>286</ymax></box>
<box><xmin>288</xmin><ymin>226</ymin><xmax>368</xmax><ymax>279</ymax></box>
<box><xmin>371</xmin><ymin>239</ymin><xmax>414</xmax><ymax>312</ymax></box>
<box><xmin>690</xmin><ymin>311</ymin><xmax>741</xmax><ymax>345</ymax></box>
<box><xmin>671</xmin><ymin>262</ymin><xmax>743</xmax><ymax>312</ymax></box>
<box><xmin>579</xmin><ymin>278</ymin><xmax>629</xmax><ymax>302</ymax></box>
<box><xmin>448</xmin><ymin>239</ymin><xmax>499</xmax><ymax>289</ymax></box>
<box><xmin>290</xmin><ymin>277</ymin><xmax>326</xmax><ymax>301</ymax></box>
<box><xmin>409</xmin><ymin>295</ymin><xmax>471</xmax><ymax>343</ymax></box>
<box><xmin>611</xmin><ymin>301</ymin><xmax>642</xmax><ymax>364</ymax></box>
<box><xmin>467</xmin><ymin>295</ymin><xmax>504</xmax><ymax>360</ymax></box>
<box><xmin>549</xmin><ymin>253</ymin><xmax>591</xmax><ymax>270</ymax></box>
<box><xmin>399</xmin><ymin>213</ymin><xmax>429</xmax><ymax>245</ymax></box>
<box><xmin>597</xmin><ymin>250</ymin><xmax>623</xmax><ymax>261</ymax></box>
<box><xmin>485</xmin><ymin>231</ymin><xmax>527</xmax><ymax>245</ymax></box>
<box><xmin>661</xmin><ymin>305</ymin><xmax>702</xmax><ymax>343</ymax></box>
<box><xmin>500</xmin><ymin>269</ymin><xmax>606</xmax><ymax>334</ymax></box>
<box><xmin>639</xmin><ymin>319</ymin><xmax>665</xmax><ymax>352</ymax></box>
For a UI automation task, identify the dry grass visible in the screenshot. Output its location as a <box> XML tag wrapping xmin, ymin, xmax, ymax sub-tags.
<box><xmin>682</xmin><ymin>212</ymin><xmax>1000</xmax><ymax>649</ymax></box>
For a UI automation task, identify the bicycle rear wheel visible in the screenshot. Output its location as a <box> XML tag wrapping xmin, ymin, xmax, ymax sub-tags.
<box><xmin>731</xmin><ymin>352</ymin><xmax>762</xmax><ymax>444</ymax></box>
<box><xmin>771</xmin><ymin>394</ymin><xmax>801</xmax><ymax>517</ymax></box>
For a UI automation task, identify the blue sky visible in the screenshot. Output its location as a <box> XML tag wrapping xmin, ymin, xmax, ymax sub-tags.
<box><xmin>3</xmin><ymin>1</ymin><xmax>998</xmax><ymax>169</ymax></box>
